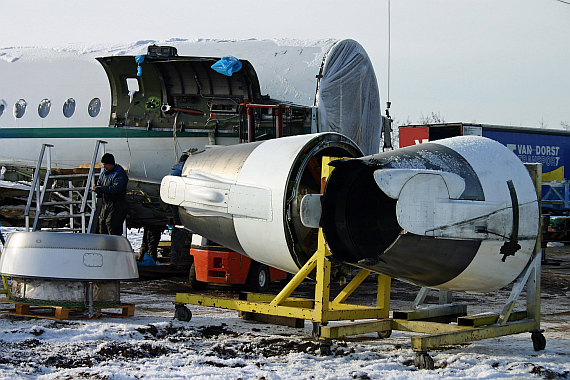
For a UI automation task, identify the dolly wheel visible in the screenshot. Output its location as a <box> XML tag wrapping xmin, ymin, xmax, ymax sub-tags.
<box><xmin>188</xmin><ymin>263</ymin><xmax>207</xmax><ymax>291</ymax></box>
<box><xmin>319</xmin><ymin>340</ymin><xmax>332</xmax><ymax>356</ymax></box>
<box><xmin>377</xmin><ymin>330</ymin><xmax>392</xmax><ymax>339</ymax></box>
<box><xmin>247</xmin><ymin>262</ymin><xmax>270</xmax><ymax>292</ymax></box>
<box><xmin>414</xmin><ymin>352</ymin><xmax>434</xmax><ymax>370</ymax></box>
<box><xmin>174</xmin><ymin>305</ymin><xmax>192</xmax><ymax>322</ymax></box>
<box><xmin>532</xmin><ymin>331</ymin><xmax>547</xmax><ymax>351</ymax></box>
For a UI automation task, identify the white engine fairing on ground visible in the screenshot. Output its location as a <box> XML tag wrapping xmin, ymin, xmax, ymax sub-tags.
<box><xmin>0</xmin><ymin>232</ymin><xmax>138</xmax><ymax>280</ymax></box>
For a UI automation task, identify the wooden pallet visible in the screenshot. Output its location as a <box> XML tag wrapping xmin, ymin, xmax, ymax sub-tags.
<box><xmin>0</xmin><ymin>298</ymin><xmax>135</xmax><ymax>320</ymax></box>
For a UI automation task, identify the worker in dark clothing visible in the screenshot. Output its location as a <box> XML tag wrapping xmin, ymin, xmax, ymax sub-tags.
<box><xmin>92</xmin><ymin>153</ymin><xmax>129</xmax><ymax>236</ymax></box>
<box><xmin>170</xmin><ymin>153</ymin><xmax>191</xmax><ymax>270</ymax></box>
<box><xmin>139</xmin><ymin>226</ymin><xmax>164</xmax><ymax>261</ymax></box>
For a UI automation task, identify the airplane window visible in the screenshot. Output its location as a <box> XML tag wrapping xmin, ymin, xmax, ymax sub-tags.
<box><xmin>0</xmin><ymin>99</ymin><xmax>6</xmax><ymax>117</ymax></box>
<box><xmin>88</xmin><ymin>98</ymin><xmax>101</xmax><ymax>117</ymax></box>
<box><xmin>14</xmin><ymin>99</ymin><xmax>27</xmax><ymax>118</ymax></box>
<box><xmin>63</xmin><ymin>98</ymin><xmax>76</xmax><ymax>118</ymax></box>
<box><xmin>38</xmin><ymin>99</ymin><xmax>51</xmax><ymax>118</ymax></box>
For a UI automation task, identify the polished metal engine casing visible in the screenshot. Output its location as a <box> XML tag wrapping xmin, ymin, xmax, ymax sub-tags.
<box><xmin>10</xmin><ymin>278</ymin><xmax>120</xmax><ymax>305</ymax></box>
<box><xmin>0</xmin><ymin>232</ymin><xmax>138</xmax><ymax>304</ymax></box>
<box><xmin>161</xmin><ymin>133</ymin><xmax>363</xmax><ymax>273</ymax></box>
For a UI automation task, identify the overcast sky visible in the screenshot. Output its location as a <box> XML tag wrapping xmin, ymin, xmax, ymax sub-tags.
<box><xmin>1</xmin><ymin>0</ymin><xmax>568</xmax><ymax>128</ymax></box>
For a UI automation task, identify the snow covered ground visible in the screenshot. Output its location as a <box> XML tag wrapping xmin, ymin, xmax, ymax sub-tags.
<box><xmin>0</xmin><ymin>227</ymin><xmax>569</xmax><ymax>379</ymax></box>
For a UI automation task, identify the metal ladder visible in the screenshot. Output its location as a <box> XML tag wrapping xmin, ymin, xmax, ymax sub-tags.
<box><xmin>24</xmin><ymin>141</ymin><xmax>107</xmax><ymax>233</ymax></box>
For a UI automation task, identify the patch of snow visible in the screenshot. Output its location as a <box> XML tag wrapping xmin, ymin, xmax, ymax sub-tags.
<box><xmin>0</xmin><ymin>180</ymin><xmax>30</xmax><ymax>191</ymax></box>
<box><xmin>0</xmin><ymin>38</ymin><xmax>336</xmax><ymax>106</ymax></box>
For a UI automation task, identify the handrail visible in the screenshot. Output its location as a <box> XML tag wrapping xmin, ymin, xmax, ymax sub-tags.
<box><xmin>84</xmin><ymin>140</ymin><xmax>107</xmax><ymax>233</ymax></box>
<box><xmin>23</xmin><ymin>141</ymin><xmax>106</xmax><ymax>233</ymax></box>
<box><xmin>81</xmin><ymin>140</ymin><xmax>107</xmax><ymax>213</ymax></box>
<box><xmin>24</xmin><ymin>144</ymin><xmax>53</xmax><ymax>231</ymax></box>
<box><xmin>24</xmin><ymin>144</ymin><xmax>52</xmax><ymax>217</ymax></box>
<box><xmin>32</xmin><ymin>147</ymin><xmax>54</xmax><ymax>231</ymax></box>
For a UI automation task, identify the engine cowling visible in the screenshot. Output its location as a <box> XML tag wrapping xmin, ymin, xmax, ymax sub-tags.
<box><xmin>161</xmin><ymin>133</ymin><xmax>539</xmax><ymax>293</ymax></box>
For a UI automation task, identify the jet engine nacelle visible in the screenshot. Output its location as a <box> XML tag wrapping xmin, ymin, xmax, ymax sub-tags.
<box><xmin>160</xmin><ymin>133</ymin><xmax>539</xmax><ymax>293</ymax></box>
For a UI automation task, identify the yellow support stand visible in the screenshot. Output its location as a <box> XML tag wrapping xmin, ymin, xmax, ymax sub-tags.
<box><xmin>175</xmin><ymin>229</ymin><xmax>391</xmax><ymax>324</ymax></box>
<box><xmin>174</xmin><ymin>161</ymin><xmax>546</xmax><ymax>369</ymax></box>
<box><xmin>0</xmin><ymin>276</ymin><xmax>8</xmax><ymax>297</ymax></box>
<box><xmin>0</xmin><ymin>245</ymin><xmax>8</xmax><ymax>297</ymax></box>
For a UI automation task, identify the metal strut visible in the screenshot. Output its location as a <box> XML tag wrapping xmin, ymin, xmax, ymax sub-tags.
<box><xmin>501</xmin><ymin>179</ymin><xmax>521</xmax><ymax>261</ymax></box>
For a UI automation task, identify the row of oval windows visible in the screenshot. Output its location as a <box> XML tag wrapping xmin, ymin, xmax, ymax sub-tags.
<box><xmin>0</xmin><ymin>98</ymin><xmax>102</xmax><ymax>119</ymax></box>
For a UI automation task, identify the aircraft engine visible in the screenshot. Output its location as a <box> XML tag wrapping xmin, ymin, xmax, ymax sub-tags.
<box><xmin>160</xmin><ymin>133</ymin><xmax>540</xmax><ymax>293</ymax></box>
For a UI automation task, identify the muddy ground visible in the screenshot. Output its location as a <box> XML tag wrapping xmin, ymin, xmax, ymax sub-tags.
<box><xmin>0</xmin><ymin>247</ymin><xmax>568</xmax><ymax>379</ymax></box>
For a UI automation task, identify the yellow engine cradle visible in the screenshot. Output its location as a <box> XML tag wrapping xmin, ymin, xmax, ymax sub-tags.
<box><xmin>175</xmin><ymin>232</ymin><xmax>541</xmax><ymax>351</ymax></box>
<box><xmin>176</xmin><ymin>230</ymin><xmax>391</xmax><ymax>323</ymax></box>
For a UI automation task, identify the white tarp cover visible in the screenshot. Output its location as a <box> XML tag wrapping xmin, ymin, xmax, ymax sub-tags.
<box><xmin>316</xmin><ymin>39</ymin><xmax>381</xmax><ymax>155</ymax></box>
